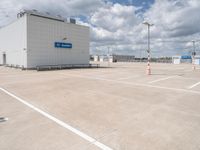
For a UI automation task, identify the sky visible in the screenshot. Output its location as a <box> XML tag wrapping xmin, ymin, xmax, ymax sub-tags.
<box><xmin>0</xmin><ymin>0</ymin><xmax>200</xmax><ymax>57</ymax></box>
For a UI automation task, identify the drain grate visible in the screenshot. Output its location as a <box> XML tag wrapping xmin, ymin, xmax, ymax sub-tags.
<box><xmin>0</xmin><ymin>117</ymin><xmax>8</xmax><ymax>123</ymax></box>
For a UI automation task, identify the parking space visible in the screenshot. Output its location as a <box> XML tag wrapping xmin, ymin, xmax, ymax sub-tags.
<box><xmin>0</xmin><ymin>62</ymin><xmax>200</xmax><ymax>150</ymax></box>
<box><xmin>0</xmin><ymin>91</ymin><xmax>102</xmax><ymax>150</ymax></box>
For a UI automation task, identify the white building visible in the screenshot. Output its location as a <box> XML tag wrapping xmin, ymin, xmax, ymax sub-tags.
<box><xmin>0</xmin><ymin>10</ymin><xmax>90</xmax><ymax>69</ymax></box>
<box><xmin>99</xmin><ymin>56</ymin><xmax>105</xmax><ymax>62</ymax></box>
<box><xmin>172</xmin><ymin>55</ymin><xmax>192</xmax><ymax>64</ymax></box>
<box><xmin>98</xmin><ymin>55</ymin><xmax>113</xmax><ymax>62</ymax></box>
<box><xmin>194</xmin><ymin>55</ymin><xmax>200</xmax><ymax>65</ymax></box>
<box><xmin>93</xmin><ymin>55</ymin><xmax>99</xmax><ymax>62</ymax></box>
<box><xmin>172</xmin><ymin>56</ymin><xmax>181</xmax><ymax>64</ymax></box>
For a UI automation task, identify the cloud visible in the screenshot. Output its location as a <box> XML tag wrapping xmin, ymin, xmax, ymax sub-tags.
<box><xmin>144</xmin><ymin>0</ymin><xmax>200</xmax><ymax>38</ymax></box>
<box><xmin>88</xmin><ymin>3</ymin><xmax>144</xmax><ymax>54</ymax></box>
<box><xmin>90</xmin><ymin>3</ymin><xmax>140</xmax><ymax>32</ymax></box>
<box><xmin>89</xmin><ymin>0</ymin><xmax>200</xmax><ymax>56</ymax></box>
<box><xmin>0</xmin><ymin>0</ymin><xmax>104</xmax><ymax>26</ymax></box>
<box><xmin>0</xmin><ymin>0</ymin><xmax>200</xmax><ymax>56</ymax></box>
<box><xmin>140</xmin><ymin>0</ymin><xmax>200</xmax><ymax>56</ymax></box>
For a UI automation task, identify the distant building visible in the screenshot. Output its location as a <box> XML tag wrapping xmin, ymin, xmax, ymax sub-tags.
<box><xmin>93</xmin><ymin>55</ymin><xmax>99</xmax><ymax>62</ymax></box>
<box><xmin>172</xmin><ymin>56</ymin><xmax>181</xmax><ymax>64</ymax></box>
<box><xmin>194</xmin><ymin>55</ymin><xmax>200</xmax><ymax>65</ymax></box>
<box><xmin>172</xmin><ymin>55</ymin><xmax>192</xmax><ymax>64</ymax></box>
<box><xmin>99</xmin><ymin>56</ymin><xmax>105</xmax><ymax>62</ymax></box>
<box><xmin>112</xmin><ymin>55</ymin><xmax>135</xmax><ymax>62</ymax></box>
<box><xmin>0</xmin><ymin>10</ymin><xmax>90</xmax><ymax>69</ymax></box>
<box><xmin>98</xmin><ymin>55</ymin><xmax>112</xmax><ymax>62</ymax></box>
<box><xmin>94</xmin><ymin>54</ymin><xmax>135</xmax><ymax>63</ymax></box>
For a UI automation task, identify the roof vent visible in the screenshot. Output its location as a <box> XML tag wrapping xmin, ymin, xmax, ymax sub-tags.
<box><xmin>70</xmin><ymin>18</ymin><xmax>76</xmax><ymax>24</ymax></box>
<box><xmin>17</xmin><ymin>12</ymin><xmax>25</xmax><ymax>18</ymax></box>
<box><xmin>57</xmin><ymin>15</ymin><xmax>62</xmax><ymax>18</ymax></box>
<box><xmin>46</xmin><ymin>12</ymin><xmax>50</xmax><ymax>15</ymax></box>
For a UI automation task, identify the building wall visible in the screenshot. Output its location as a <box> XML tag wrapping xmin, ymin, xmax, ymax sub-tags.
<box><xmin>173</xmin><ymin>59</ymin><xmax>181</xmax><ymax>64</ymax></box>
<box><xmin>194</xmin><ymin>59</ymin><xmax>200</xmax><ymax>65</ymax></box>
<box><xmin>194</xmin><ymin>56</ymin><xmax>200</xmax><ymax>65</ymax></box>
<box><xmin>0</xmin><ymin>16</ymin><xmax>27</xmax><ymax>67</ymax></box>
<box><xmin>113</xmin><ymin>55</ymin><xmax>135</xmax><ymax>62</ymax></box>
<box><xmin>172</xmin><ymin>56</ymin><xmax>181</xmax><ymax>64</ymax></box>
<box><xmin>93</xmin><ymin>55</ymin><xmax>99</xmax><ymax>62</ymax></box>
<box><xmin>26</xmin><ymin>14</ymin><xmax>89</xmax><ymax>68</ymax></box>
<box><xmin>180</xmin><ymin>59</ymin><xmax>192</xmax><ymax>63</ymax></box>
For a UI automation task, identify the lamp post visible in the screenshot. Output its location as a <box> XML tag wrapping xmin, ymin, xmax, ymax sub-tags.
<box><xmin>143</xmin><ymin>21</ymin><xmax>154</xmax><ymax>75</ymax></box>
<box><xmin>192</xmin><ymin>40</ymin><xmax>196</xmax><ymax>70</ymax></box>
<box><xmin>107</xmin><ymin>46</ymin><xmax>110</xmax><ymax>67</ymax></box>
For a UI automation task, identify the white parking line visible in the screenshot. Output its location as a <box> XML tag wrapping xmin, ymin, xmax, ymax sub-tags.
<box><xmin>184</xmin><ymin>69</ymin><xmax>196</xmax><ymax>72</ymax></box>
<box><xmin>177</xmin><ymin>76</ymin><xmax>199</xmax><ymax>80</ymax></box>
<box><xmin>148</xmin><ymin>76</ymin><xmax>177</xmax><ymax>84</ymax></box>
<box><xmin>60</xmin><ymin>73</ymin><xmax>200</xmax><ymax>95</ymax></box>
<box><xmin>117</xmin><ymin>75</ymin><xmax>139</xmax><ymax>80</ymax></box>
<box><xmin>188</xmin><ymin>82</ymin><xmax>200</xmax><ymax>89</ymax></box>
<box><xmin>175</xmin><ymin>68</ymin><xmax>185</xmax><ymax>70</ymax></box>
<box><xmin>0</xmin><ymin>87</ymin><xmax>112</xmax><ymax>150</ymax></box>
<box><xmin>0</xmin><ymin>72</ymin><xmax>48</xmax><ymax>78</ymax></box>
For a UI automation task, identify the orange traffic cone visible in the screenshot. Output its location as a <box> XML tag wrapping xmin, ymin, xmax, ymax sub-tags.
<box><xmin>146</xmin><ymin>64</ymin><xmax>151</xmax><ymax>75</ymax></box>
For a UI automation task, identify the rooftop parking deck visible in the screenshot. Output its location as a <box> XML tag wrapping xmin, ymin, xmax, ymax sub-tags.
<box><xmin>0</xmin><ymin>62</ymin><xmax>200</xmax><ymax>150</ymax></box>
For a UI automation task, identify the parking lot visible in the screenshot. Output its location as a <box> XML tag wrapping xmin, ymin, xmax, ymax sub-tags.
<box><xmin>0</xmin><ymin>62</ymin><xmax>200</xmax><ymax>150</ymax></box>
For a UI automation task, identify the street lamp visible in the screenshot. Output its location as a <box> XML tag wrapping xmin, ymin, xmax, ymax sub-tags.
<box><xmin>107</xmin><ymin>46</ymin><xmax>110</xmax><ymax>67</ymax></box>
<box><xmin>191</xmin><ymin>40</ymin><xmax>196</xmax><ymax>70</ymax></box>
<box><xmin>143</xmin><ymin>21</ymin><xmax>154</xmax><ymax>75</ymax></box>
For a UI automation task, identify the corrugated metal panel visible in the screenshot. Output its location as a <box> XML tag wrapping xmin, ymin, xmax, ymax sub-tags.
<box><xmin>27</xmin><ymin>14</ymin><xmax>89</xmax><ymax>68</ymax></box>
<box><xmin>0</xmin><ymin>15</ymin><xmax>27</xmax><ymax>67</ymax></box>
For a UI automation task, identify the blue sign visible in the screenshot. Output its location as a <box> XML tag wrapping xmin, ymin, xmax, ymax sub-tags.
<box><xmin>55</xmin><ymin>42</ymin><xmax>72</xmax><ymax>48</ymax></box>
<box><xmin>181</xmin><ymin>55</ymin><xmax>192</xmax><ymax>59</ymax></box>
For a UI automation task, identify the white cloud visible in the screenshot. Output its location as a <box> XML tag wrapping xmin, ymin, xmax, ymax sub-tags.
<box><xmin>0</xmin><ymin>0</ymin><xmax>104</xmax><ymax>26</ymax></box>
<box><xmin>89</xmin><ymin>0</ymin><xmax>200</xmax><ymax>56</ymax></box>
<box><xmin>140</xmin><ymin>0</ymin><xmax>200</xmax><ymax>56</ymax></box>
<box><xmin>145</xmin><ymin>0</ymin><xmax>200</xmax><ymax>38</ymax></box>
<box><xmin>90</xmin><ymin>3</ymin><xmax>139</xmax><ymax>32</ymax></box>
<box><xmin>89</xmin><ymin>3</ymin><xmax>144</xmax><ymax>55</ymax></box>
<box><xmin>0</xmin><ymin>0</ymin><xmax>200</xmax><ymax>56</ymax></box>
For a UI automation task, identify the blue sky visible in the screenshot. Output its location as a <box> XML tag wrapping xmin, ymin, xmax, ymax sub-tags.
<box><xmin>0</xmin><ymin>0</ymin><xmax>200</xmax><ymax>57</ymax></box>
<box><xmin>111</xmin><ymin>0</ymin><xmax>154</xmax><ymax>8</ymax></box>
<box><xmin>111</xmin><ymin>0</ymin><xmax>155</xmax><ymax>15</ymax></box>
<box><xmin>78</xmin><ymin>0</ymin><xmax>155</xmax><ymax>22</ymax></box>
